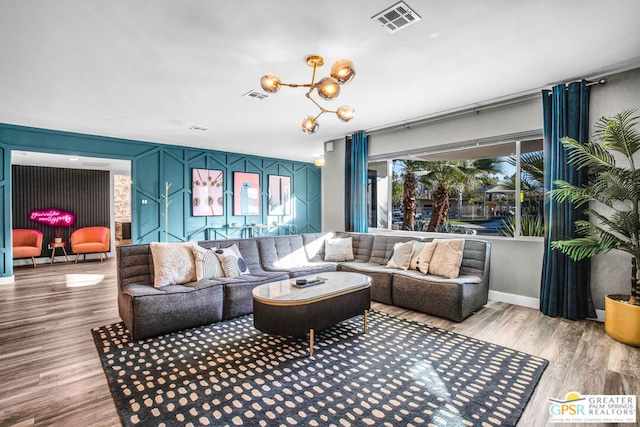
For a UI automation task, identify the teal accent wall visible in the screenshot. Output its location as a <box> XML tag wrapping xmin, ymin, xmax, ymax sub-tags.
<box><xmin>0</xmin><ymin>123</ymin><xmax>321</xmax><ymax>277</ymax></box>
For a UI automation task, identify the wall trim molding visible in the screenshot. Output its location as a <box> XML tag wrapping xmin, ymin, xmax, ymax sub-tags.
<box><xmin>488</xmin><ymin>290</ymin><xmax>605</xmax><ymax>323</ymax></box>
<box><xmin>0</xmin><ymin>275</ymin><xmax>14</xmax><ymax>285</ymax></box>
<box><xmin>488</xmin><ymin>290</ymin><xmax>539</xmax><ymax>309</ymax></box>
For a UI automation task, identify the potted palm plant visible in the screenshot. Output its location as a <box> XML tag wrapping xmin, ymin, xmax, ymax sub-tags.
<box><xmin>550</xmin><ymin>109</ymin><xmax>640</xmax><ymax>346</ymax></box>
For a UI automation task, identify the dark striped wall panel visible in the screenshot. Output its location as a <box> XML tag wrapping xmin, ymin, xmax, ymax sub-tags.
<box><xmin>12</xmin><ymin>165</ymin><xmax>110</xmax><ymax>247</ymax></box>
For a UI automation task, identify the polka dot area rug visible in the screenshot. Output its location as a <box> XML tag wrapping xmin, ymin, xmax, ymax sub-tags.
<box><xmin>92</xmin><ymin>310</ymin><xmax>547</xmax><ymax>427</ymax></box>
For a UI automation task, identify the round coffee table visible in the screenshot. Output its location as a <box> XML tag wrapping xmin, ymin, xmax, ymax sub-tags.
<box><xmin>252</xmin><ymin>271</ymin><xmax>371</xmax><ymax>356</ymax></box>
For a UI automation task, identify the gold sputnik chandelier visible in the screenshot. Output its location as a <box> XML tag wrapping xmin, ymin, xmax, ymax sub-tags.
<box><xmin>260</xmin><ymin>55</ymin><xmax>356</xmax><ymax>134</ymax></box>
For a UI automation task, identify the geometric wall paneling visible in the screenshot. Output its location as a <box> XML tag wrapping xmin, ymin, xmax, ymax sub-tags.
<box><xmin>161</xmin><ymin>150</ymin><xmax>188</xmax><ymax>242</ymax></box>
<box><xmin>133</xmin><ymin>148</ymin><xmax>163</xmax><ymax>243</ymax></box>
<box><xmin>307</xmin><ymin>197</ymin><xmax>322</xmax><ymax>233</ymax></box>
<box><xmin>162</xmin><ymin>151</ymin><xmax>187</xmax><ymax>193</ymax></box>
<box><xmin>291</xmin><ymin>164</ymin><xmax>322</xmax><ymax>233</ymax></box>
<box><xmin>134</xmin><ymin>148</ymin><xmax>161</xmax><ymax>201</ymax></box>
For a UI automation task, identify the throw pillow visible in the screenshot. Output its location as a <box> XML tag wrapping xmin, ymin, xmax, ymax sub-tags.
<box><xmin>386</xmin><ymin>241</ymin><xmax>415</xmax><ymax>270</ymax></box>
<box><xmin>150</xmin><ymin>242</ymin><xmax>197</xmax><ymax>288</ymax></box>
<box><xmin>191</xmin><ymin>243</ymin><xmax>223</xmax><ymax>280</ymax></box>
<box><xmin>409</xmin><ymin>241</ymin><xmax>438</xmax><ymax>274</ymax></box>
<box><xmin>429</xmin><ymin>239</ymin><xmax>465</xmax><ymax>279</ymax></box>
<box><xmin>324</xmin><ymin>237</ymin><xmax>355</xmax><ymax>262</ymax></box>
<box><xmin>215</xmin><ymin>244</ymin><xmax>250</xmax><ymax>278</ymax></box>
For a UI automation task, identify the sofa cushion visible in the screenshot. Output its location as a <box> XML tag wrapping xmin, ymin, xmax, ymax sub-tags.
<box><xmin>324</xmin><ymin>237</ymin><xmax>355</xmax><ymax>262</ymax></box>
<box><xmin>429</xmin><ymin>239</ymin><xmax>465</xmax><ymax>279</ymax></box>
<box><xmin>215</xmin><ymin>244</ymin><xmax>250</xmax><ymax>278</ymax></box>
<box><xmin>393</xmin><ymin>269</ymin><xmax>483</xmax><ymax>285</ymax></box>
<box><xmin>409</xmin><ymin>241</ymin><xmax>438</xmax><ymax>274</ymax></box>
<box><xmin>149</xmin><ymin>242</ymin><xmax>196</xmax><ymax>287</ymax></box>
<box><xmin>386</xmin><ymin>240</ymin><xmax>414</xmax><ymax>270</ymax></box>
<box><xmin>192</xmin><ymin>243</ymin><xmax>223</xmax><ymax>280</ymax></box>
<box><xmin>459</xmin><ymin>239</ymin><xmax>490</xmax><ymax>277</ymax></box>
<box><xmin>338</xmin><ymin>261</ymin><xmax>395</xmax><ymax>304</ymax></box>
<box><xmin>258</xmin><ymin>235</ymin><xmax>309</xmax><ymax>268</ymax></box>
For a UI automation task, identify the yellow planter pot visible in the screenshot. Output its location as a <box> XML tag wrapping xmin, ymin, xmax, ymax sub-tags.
<box><xmin>605</xmin><ymin>294</ymin><xmax>640</xmax><ymax>347</ymax></box>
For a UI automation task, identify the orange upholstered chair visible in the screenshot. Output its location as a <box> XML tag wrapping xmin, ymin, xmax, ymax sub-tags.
<box><xmin>12</xmin><ymin>229</ymin><xmax>43</xmax><ymax>268</ymax></box>
<box><xmin>70</xmin><ymin>226</ymin><xmax>111</xmax><ymax>263</ymax></box>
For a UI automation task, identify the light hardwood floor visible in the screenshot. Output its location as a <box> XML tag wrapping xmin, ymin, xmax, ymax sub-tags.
<box><xmin>1</xmin><ymin>258</ymin><xmax>638</xmax><ymax>426</ymax></box>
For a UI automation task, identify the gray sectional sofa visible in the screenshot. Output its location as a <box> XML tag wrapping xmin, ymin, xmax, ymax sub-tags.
<box><xmin>117</xmin><ymin>232</ymin><xmax>491</xmax><ymax>340</ymax></box>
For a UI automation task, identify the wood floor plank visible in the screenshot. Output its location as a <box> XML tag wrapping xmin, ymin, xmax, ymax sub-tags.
<box><xmin>1</xmin><ymin>259</ymin><xmax>639</xmax><ymax>426</ymax></box>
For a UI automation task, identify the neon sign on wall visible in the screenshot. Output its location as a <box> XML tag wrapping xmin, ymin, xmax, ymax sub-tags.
<box><xmin>30</xmin><ymin>209</ymin><xmax>76</xmax><ymax>227</ymax></box>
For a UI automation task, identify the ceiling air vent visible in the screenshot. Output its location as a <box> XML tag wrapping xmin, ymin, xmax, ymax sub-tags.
<box><xmin>372</xmin><ymin>1</ymin><xmax>421</xmax><ymax>33</ymax></box>
<box><xmin>242</xmin><ymin>90</ymin><xmax>268</xmax><ymax>101</ymax></box>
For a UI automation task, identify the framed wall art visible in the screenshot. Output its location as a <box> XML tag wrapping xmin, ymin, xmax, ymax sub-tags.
<box><xmin>268</xmin><ymin>175</ymin><xmax>291</xmax><ymax>215</ymax></box>
<box><xmin>233</xmin><ymin>172</ymin><xmax>260</xmax><ymax>216</ymax></box>
<box><xmin>192</xmin><ymin>169</ymin><xmax>224</xmax><ymax>216</ymax></box>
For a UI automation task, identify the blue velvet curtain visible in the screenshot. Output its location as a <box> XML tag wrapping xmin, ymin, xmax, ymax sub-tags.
<box><xmin>345</xmin><ymin>131</ymin><xmax>369</xmax><ymax>232</ymax></box>
<box><xmin>540</xmin><ymin>80</ymin><xmax>596</xmax><ymax>320</ymax></box>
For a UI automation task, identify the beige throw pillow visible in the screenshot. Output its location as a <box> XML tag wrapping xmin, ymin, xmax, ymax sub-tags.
<box><xmin>324</xmin><ymin>237</ymin><xmax>355</xmax><ymax>262</ymax></box>
<box><xmin>409</xmin><ymin>241</ymin><xmax>438</xmax><ymax>274</ymax></box>
<box><xmin>150</xmin><ymin>242</ymin><xmax>197</xmax><ymax>287</ymax></box>
<box><xmin>386</xmin><ymin>241</ymin><xmax>414</xmax><ymax>270</ymax></box>
<box><xmin>429</xmin><ymin>239</ymin><xmax>465</xmax><ymax>279</ymax></box>
<box><xmin>191</xmin><ymin>243</ymin><xmax>223</xmax><ymax>280</ymax></box>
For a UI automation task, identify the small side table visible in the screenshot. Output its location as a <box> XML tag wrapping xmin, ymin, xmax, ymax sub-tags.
<box><xmin>48</xmin><ymin>241</ymin><xmax>69</xmax><ymax>265</ymax></box>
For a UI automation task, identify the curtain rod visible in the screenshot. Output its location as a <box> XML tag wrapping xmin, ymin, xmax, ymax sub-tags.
<box><xmin>546</xmin><ymin>78</ymin><xmax>607</xmax><ymax>95</ymax></box>
<box><xmin>586</xmin><ymin>78</ymin><xmax>607</xmax><ymax>87</ymax></box>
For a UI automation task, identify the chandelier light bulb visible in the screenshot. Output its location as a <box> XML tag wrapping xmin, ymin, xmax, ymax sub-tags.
<box><xmin>336</xmin><ymin>105</ymin><xmax>355</xmax><ymax>122</ymax></box>
<box><xmin>330</xmin><ymin>59</ymin><xmax>356</xmax><ymax>85</ymax></box>
<box><xmin>260</xmin><ymin>73</ymin><xmax>281</xmax><ymax>93</ymax></box>
<box><xmin>301</xmin><ymin>116</ymin><xmax>319</xmax><ymax>134</ymax></box>
<box><xmin>316</xmin><ymin>77</ymin><xmax>340</xmax><ymax>100</ymax></box>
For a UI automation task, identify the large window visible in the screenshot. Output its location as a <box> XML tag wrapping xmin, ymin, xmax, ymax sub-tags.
<box><xmin>371</xmin><ymin>139</ymin><xmax>544</xmax><ymax>237</ymax></box>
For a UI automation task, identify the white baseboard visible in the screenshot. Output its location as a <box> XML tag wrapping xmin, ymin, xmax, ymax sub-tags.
<box><xmin>0</xmin><ymin>275</ymin><xmax>15</xmax><ymax>286</ymax></box>
<box><xmin>488</xmin><ymin>290</ymin><xmax>605</xmax><ymax>323</ymax></box>
<box><xmin>488</xmin><ymin>290</ymin><xmax>539</xmax><ymax>309</ymax></box>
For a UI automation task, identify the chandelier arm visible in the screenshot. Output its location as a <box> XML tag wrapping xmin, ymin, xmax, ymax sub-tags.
<box><xmin>279</xmin><ymin>82</ymin><xmax>314</xmax><ymax>89</ymax></box>
<box><xmin>305</xmin><ymin>62</ymin><xmax>321</xmax><ymax>97</ymax></box>
<box><xmin>305</xmin><ymin>93</ymin><xmax>331</xmax><ymax>114</ymax></box>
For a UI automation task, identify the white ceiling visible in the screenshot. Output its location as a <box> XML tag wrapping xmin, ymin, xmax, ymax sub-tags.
<box><xmin>1</xmin><ymin>0</ymin><xmax>639</xmax><ymax>164</ymax></box>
